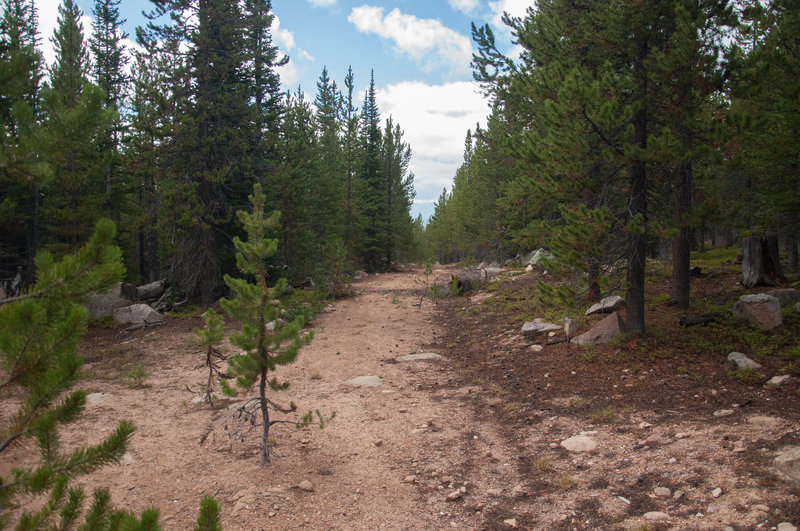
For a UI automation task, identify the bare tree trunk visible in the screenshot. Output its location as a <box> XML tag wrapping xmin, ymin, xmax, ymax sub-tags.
<box><xmin>741</xmin><ymin>236</ymin><xmax>783</xmax><ymax>287</ymax></box>
<box><xmin>671</xmin><ymin>162</ymin><xmax>691</xmax><ymax>309</ymax></box>
<box><xmin>259</xmin><ymin>367</ymin><xmax>271</xmax><ymax>467</ymax></box>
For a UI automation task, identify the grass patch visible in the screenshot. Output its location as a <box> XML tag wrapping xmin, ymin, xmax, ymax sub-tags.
<box><xmin>533</xmin><ymin>456</ymin><xmax>552</xmax><ymax>472</ymax></box>
<box><xmin>728</xmin><ymin>367</ymin><xmax>764</xmax><ymax>385</ymax></box>
<box><xmin>590</xmin><ymin>406</ymin><xmax>615</xmax><ymax>422</ymax></box>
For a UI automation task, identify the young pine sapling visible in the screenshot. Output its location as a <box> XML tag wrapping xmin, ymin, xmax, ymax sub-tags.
<box><xmin>219</xmin><ymin>184</ymin><xmax>314</xmax><ymax>466</ymax></box>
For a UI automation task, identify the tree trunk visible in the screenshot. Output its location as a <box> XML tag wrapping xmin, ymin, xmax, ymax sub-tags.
<box><xmin>763</xmin><ymin>234</ymin><xmax>784</xmax><ymax>281</ymax></box>
<box><xmin>259</xmin><ymin>368</ymin><xmax>271</xmax><ymax>467</ymax></box>
<box><xmin>626</xmin><ymin>35</ymin><xmax>648</xmax><ymax>335</ymax></box>
<box><xmin>788</xmin><ymin>233</ymin><xmax>798</xmax><ymax>272</ymax></box>
<box><xmin>741</xmin><ymin>236</ymin><xmax>782</xmax><ymax>287</ymax></box>
<box><xmin>671</xmin><ymin>162</ymin><xmax>691</xmax><ymax>309</ymax></box>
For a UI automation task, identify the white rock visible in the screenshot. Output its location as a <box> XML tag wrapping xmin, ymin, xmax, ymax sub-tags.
<box><xmin>777</xmin><ymin>523</ymin><xmax>798</xmax><ymax>531</ymax></box>
<box><xmin>643</xmin><ymin>511</ymin><xmax>669</xmax><ymax>521</ymax></box>
<box><xmin>774</xmin><ymin>446</ymin><xmax>800</xmax><ymax>484</ymax></box>
<box><xmin>503</xmin><ymin>518</ymin><xmax>518</xmax><ymax>528</ymax></box>
<box><xmin>767</xmin><ymin>375</ymin><xmax>791</xmax><ymax>387</ymax></box>
<box><xmin>560</xmin><ymin>435</ymin><xmax>597</xmax><ymax>452</ymax></box>
<box><xmin>733</xmin><ymin>293</ymin><xmax>782</xmax><ymax>330</ymax></box>
<box><xmin>346</xmin><ymin>376</ymin><xmax>382</xmax><ymax>388</ymax></box>
<box><xmin>585</xmin><ymin>295</ymin><xmax>626</xmax><ymax>316</ymax></box>
<box><xmin>654</xmin><ymin>487</ymin><xmax>671</xmax><ymax>497</ymax></box>
<box><xmin>521</xmin><ymin>320</ymin><xmax>561</xmax><ymax>336</ymax></box>
<box><xmin>712</xmin><ymin>487</ymin><xmax>722</xmax><ymax>498</ymax></box>
<box><xmin>714</xmin><ymin>409</ymin><xmax>735</xmax><ymax>418</ymax></box>
<box><xmin>298</xmin><ymin>480</ymin><xmax>314</xmax><ymax>492</ymax></box>
<box><xmin>113</xmin><ymin>303</ymin><xmax>163</xmax><ymax>326</ymax></box>
<box><xmin>727</xmin><ymin>352</ymin><xmax>761</xmax><ymax>370</ymax></box>
<box><xmin>572</xmin><ymin>312</ymin><xmax>625</xmax><ymax>346</ymax></box>
<box><xmin>396</xmin><ymin>352</ymin><xmax>443</xmax><ymax>362</ymax></box>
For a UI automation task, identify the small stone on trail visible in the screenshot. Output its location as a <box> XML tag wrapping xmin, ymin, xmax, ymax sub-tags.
<box><xmin>487</xmin><ymin>488</ymin><xmax>502</xmax><ymax>496</ymax></box>
<box><xmin>446</xmin><ymin>489</ymin><xmax>463</xmax><ymax>501</ymax></box>
<box><xmin>503</xmin><ymin>518</ymin><xmax>518</xmax><ymax>528</ymax></box>
<box><xmin>396</xmin><ymin>352</ymin><xmax>443</xmax><ymax>362</ymax></box>
<box><xmin>346</xmin><ymin>375</ymin><xmax>382</xmax><ymax>388</ymax></box>
<box><xmin>747</xmin><ymin>415</ymin><xmax>783</xmax><ymax>430</ymax></box>
<box><xmin>643</xmin><ymin>511</ymin><xmax>669</xmax><ymax>521</ymax></box>
<box><xmin>298</xmin><ymin>480</ymin><xmax>315</xmax><ymax>492</ymax></box>
<box><xmin>711</xmin><ymin>487</ymin><xmax>722</xmax><ymax>498</ymax></box>
<box><xmin>727</xmin><ymin>351</ymin><xmax>761</xmax><ymax>370</ymax></box>
<box><xmin>403</xmin><ymin>475</ymin><xmax>416</xmax><ymax>483</ymax></box>
<box><xmin>374</xmin><ymin>439</ymin><xmax>383</xmax><ymax>447</ymax></box>
<box><xmin>767</xmin><ymin>375</ymin><xmax>791</xmax><ymax>387</ymax></box>
<box><xmin>654</xmin><ymin>487</ymin><xmax>671</xmax><ymax>497</ymax></box>
<box><xmin>638</xmin><ymin>422</ymin><xmax>653</xmax><ymax>429</ymax></box>
<box><xmin>713</xmin><ymin>409</ymin><xmax>734</xmax><ymax>418</ymax></box>
<box><xmin>560</xmin><ymin>435</ymin><xmax>597</xmax><ymax>452</ymax></box>
<box><xmin>530</xmin><ymin>344</ymin><xmax>543</xmax><ymax>352</ymax></box>
<box><xmin>673</xmin><ymin>490</ymin><xmax>684</xmax><ymax>500</ymax></box>
<box><xmin>777</xmin><ymin>523</ymin><xmax>798</xmax><ymax>531</ymax></box>
<box><xmin>675</xmin><ymin>432</ymin><xmax>689</xmax><ymax>439</ymax></box>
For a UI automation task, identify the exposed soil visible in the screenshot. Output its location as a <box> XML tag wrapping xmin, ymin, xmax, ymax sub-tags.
<box><xmin>3</xmin><ymin>265</ymin><xmax>800</xmax><ymax>530</ymax></box>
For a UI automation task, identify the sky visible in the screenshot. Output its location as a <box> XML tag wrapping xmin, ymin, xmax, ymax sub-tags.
<box><xmin>36</xmin><ymin>0</ymin><xmax>533</xmax><ymax>222</ymax></box>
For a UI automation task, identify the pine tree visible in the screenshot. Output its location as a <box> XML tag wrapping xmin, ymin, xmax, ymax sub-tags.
<box><xmin>90</xmin><ymin>0</ymin><xmax>129</xmax><ymax>220</ymax></box>
<box><xmin>220</xmin><ymin>183</ymin><xmax>313</xmax><ymax>466</ymax></box>
<box><xmin>0</xmin><ymin>220</ymin><xmax>136</xmax><ymax>527</ymax></box>
<box><xmin>341</xmin><ymin>66</ymin><xmax>361</xmax><ymax>259</ymax></box>
<box><xmin>0</xmin><ymin>0</ymin><xmax>47</xmax><ymax>283</ymax></box>
<box><xmin>49</xmin><ymin>0</ymin><xmax>89</xmax><ymax>108</ymax></box>
<box><xmin>41</xmin><ymin>0</ymin><xmax>111</xmax><ymax>254</ymax></box>
<box><xmin>357</xmin><ymin>71</ymin><xmax>386</xmax><ymax>271</ymax></box>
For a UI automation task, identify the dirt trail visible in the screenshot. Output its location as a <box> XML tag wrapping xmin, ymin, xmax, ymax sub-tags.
<box><xmin>4</xmin><ymin>267</ymin><xmax>521</xmax><ymax>529</ymax></box>
<box><xmin>5</xmin><ymin>267</ymin><xmax>799</xmax><ymax>530</ymax></box>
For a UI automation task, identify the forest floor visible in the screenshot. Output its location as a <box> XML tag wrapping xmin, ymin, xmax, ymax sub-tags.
<box><xmin>3</xmin><ymin>261</ymin><xmax>800</xmax><ymax>530</ymax></box>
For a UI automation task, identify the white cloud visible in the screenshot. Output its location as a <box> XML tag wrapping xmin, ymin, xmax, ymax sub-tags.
<box><xmin>489</xmin><ymin>0</ymin><xmax>532</xmax><ymax>30</ymax></box>
<box><xmin>308</xmin><ymin>0</ymin><xmax>337</xmax><ymax>6</ymax></box>
<box><xmin>298</xmin><ymin>49</ymin><xmax>314</xmax><ymax>62</ymax></box>
<box><xmin>37</xmin><ymin>1</ymin><xmax>94</xmax><ymax>70</ymax></box>
<box><xmin>447</xmin><ymin>0</ymin><xmax>480</xmax><ymax>14</ymax></box>
<box><xmin>277</xmin><ymin>60</ymin><xmax>299</xmax><ymax>89</ymax></box>
<box><xmin>374</xmin><ymin>81</ymin><xmax>489</xmax><ymax>220</ymax></box>
<box><xmin>348</xmin><ymin>6</ymin><xmax>472</xmax><ymax>76</ymax></box>
<box><xmin>272</xmin><ymin>15</ymin><xmax>295</xmax><ymax>51</ymax></box>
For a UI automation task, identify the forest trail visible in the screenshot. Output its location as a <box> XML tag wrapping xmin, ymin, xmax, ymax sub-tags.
<box><xmin>5</xmin><ymin>266</ymin><xmax>799</xmax><ymax>530</ymax></box>
<box><xmin>3</xmin><ymin>267</ymin><xmax>523</xmax><ymax>529</ymax></box>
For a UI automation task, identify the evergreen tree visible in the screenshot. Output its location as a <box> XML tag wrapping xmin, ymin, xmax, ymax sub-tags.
<box><xmin>90</xmin><ymin>0</ymin><xmax>129</xmax><ymax>220</ymax></box>
<box><xmin>0</xmin><ymin>0</ymin><xmax>46</xmax><ymax>283</ymax></box>
<box><xmin>220</xmin><ymin>184</ymin><xmax>313</xmax><ymax>466</ymax></box>
<box><xmin>49</xmin><ymin>0</ymin><xmax>89</xmax><ymax>108</ymax></box>
<box><xmin>42</xmin><ymin>0</ymin><xmax>111</xmax><ymax>255</ymax></box>
<box><xmin>0</xmin><ymin>220</ymin><xmax>136</xmax><ymax>527</ymax></box>
<box><xmin>357</xmin><ymin>71</ymin><xmax>386</xmax><ymax>271</ymax></box>
<box><xmin>341</xmin><ymin>66</ymin><xmax>361</xmax><ymax>259</ymax></box>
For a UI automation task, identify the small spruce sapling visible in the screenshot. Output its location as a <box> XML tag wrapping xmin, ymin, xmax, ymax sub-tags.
<box><xmin>219</xmin><ymin>184</ymin><xmax>314</xmax><ymax>467</ymax></box>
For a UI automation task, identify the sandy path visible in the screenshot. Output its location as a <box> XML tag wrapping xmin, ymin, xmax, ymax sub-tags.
<box><xmin>3</xmin><ymin>267</ymin><xmax>518</xmax><ymax>529</ymax></box>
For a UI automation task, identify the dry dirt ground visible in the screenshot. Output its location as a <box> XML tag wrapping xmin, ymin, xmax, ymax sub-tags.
<box><xmin>3</xmin><ymin>266</ymin><xmax>800</xmax><ymax>530</ymax></box>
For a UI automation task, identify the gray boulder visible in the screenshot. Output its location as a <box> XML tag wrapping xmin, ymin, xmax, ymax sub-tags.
<box><xmin>765</xmin><ymin>288</ymin><xmax>800</xmax><ymax>306</ymax></box>
<box><xmin>346</xmin><ymin>375</ymin><xmax>382</xmax><ymax>388</ymax></box>
<box><xmin>86</xmin><ymin>282</ymin><xmax>131</xmax><ymax>319</ymax></box>
<box><xmin>774</xmin><ymin>446</ymin><xmax>800</xmax><ymax>485</ymax></box>
<box><xmin>572</xmin><ymin>312</ymin><xmax>625</xmax><ymax>346</ymax></box>
<box><xmin>113</xmin><ymin>304</ymin><xmax>163</xmax><ymax>326</ymax></box>
<box><xmin>521</xmin><ymin>318</ymin><xmax>562</xmax><ymax>337</ymax></box>
<box><xmin>521</xmin><ymin>248</ymin><xmax>554</xmax><ymax>270</ymax></box>
<box><xmin>585</xmin><ymin>295</ymin><xmax>626</xmax><ymax>316</ymax></box>
<box><xmin>481</xmin><ymin>267</ymin><xmax>505</xmax><ymax>281</ymax></box>
<box><xmin>733</xmin><ymin>293</ymin><xmax>782</xmax><ymax>330</ymax></box>
<box><xmin>727</xmin><ymin>352</ymin><xmax>761</xmax><ymax>370</ymax></box>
